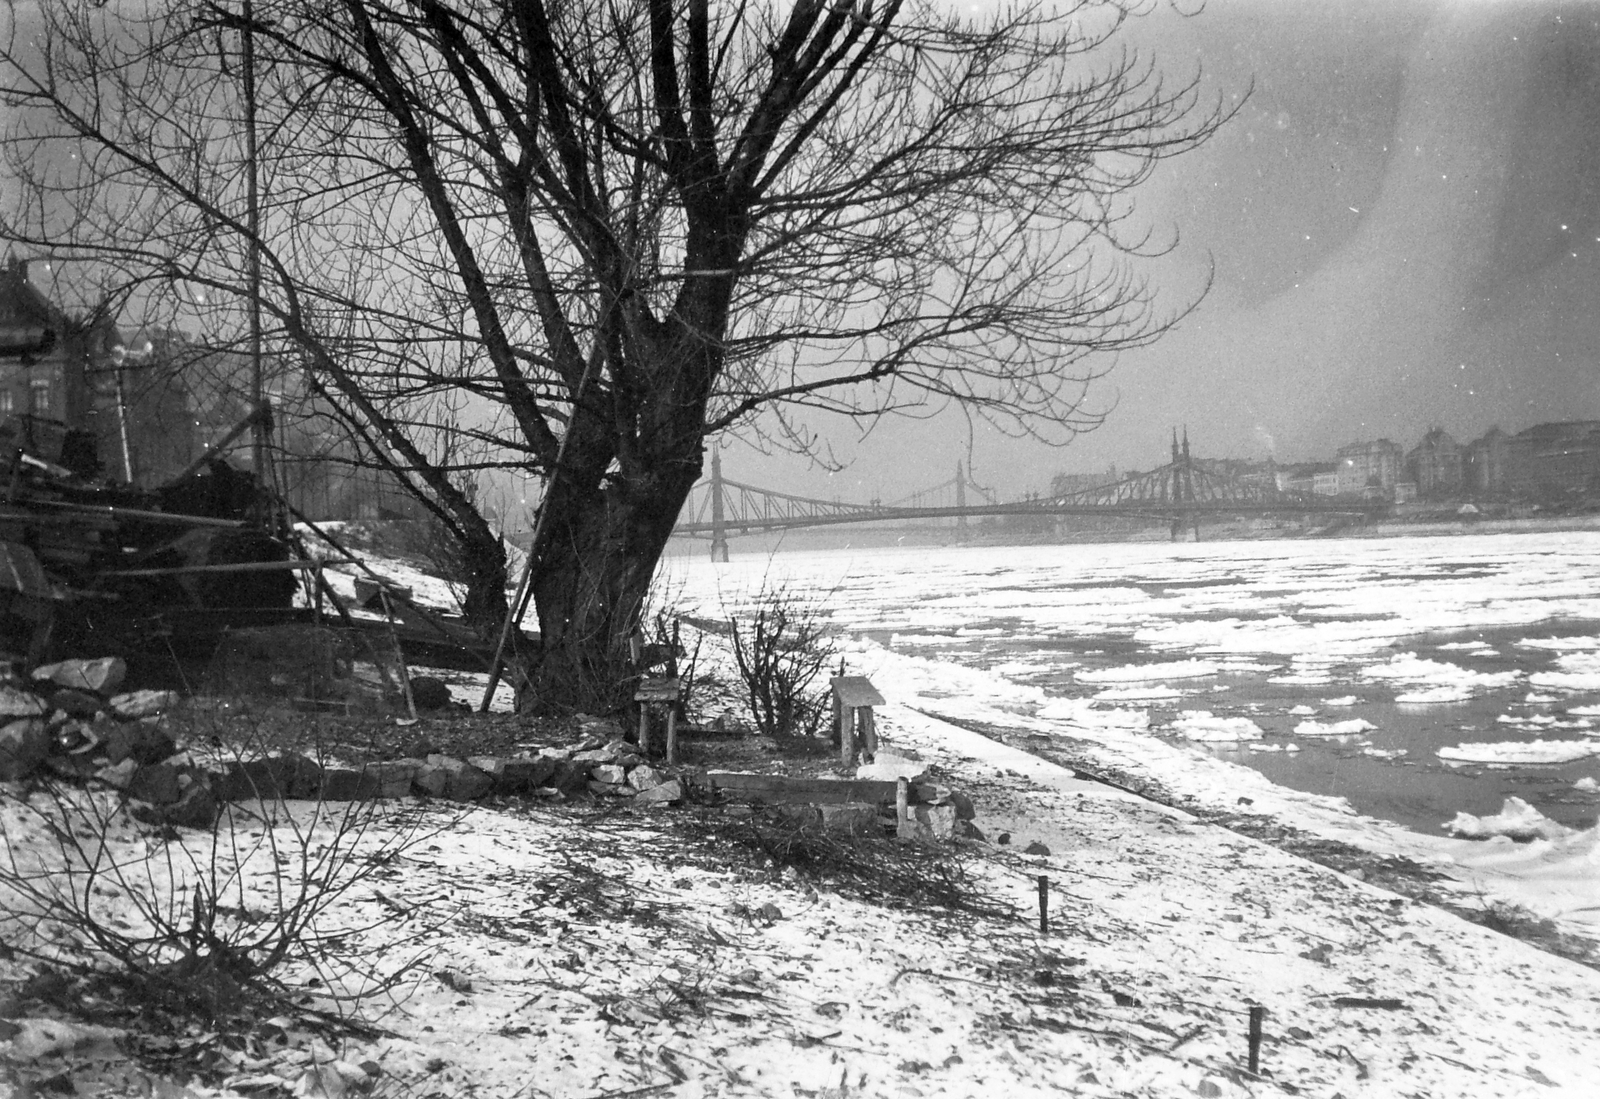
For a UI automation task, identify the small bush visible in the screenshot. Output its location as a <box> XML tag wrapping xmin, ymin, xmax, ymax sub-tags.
<box><xmin>0</xmin><ymin>735</ymin><xmax>448</xmax><ymax>1022</ymax></box>
<box><xmin>727</xmin><ymin>583</ymin><xmax>837</xmax><ymax>738</ymax></box>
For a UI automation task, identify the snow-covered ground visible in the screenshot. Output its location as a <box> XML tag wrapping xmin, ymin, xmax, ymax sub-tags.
<box><xmin>8</xmin><ymin>530</ymin><xmax>1600</xmax><ymax>1096</ymax></box>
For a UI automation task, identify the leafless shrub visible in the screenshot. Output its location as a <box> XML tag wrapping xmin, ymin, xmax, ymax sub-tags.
<box><xmin>727</xmin><ymin>584</ymin><xmax>837</xmax><ymax>738</ymax></box>
<box><xmin>0</xmin><ymin>736</ymin><xmax>452</xmax><ymax>1023</ymax></box>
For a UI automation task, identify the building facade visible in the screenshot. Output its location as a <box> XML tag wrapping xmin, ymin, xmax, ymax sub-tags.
<box><xmin>1335</xmin><ymin>438</ymin><xmax>1404</xmax><ymax>497</ymax></box>
<box><xmin>1407</xmin><ymin>428</ymin><xmax>1464</xmax><ymax>499</ymax></box>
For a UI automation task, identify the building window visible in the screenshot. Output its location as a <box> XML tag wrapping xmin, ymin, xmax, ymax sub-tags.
<box><xmin>28</xmin><ymin>379</ymin><xmax>49</xmax><ymax>416</ymax></box>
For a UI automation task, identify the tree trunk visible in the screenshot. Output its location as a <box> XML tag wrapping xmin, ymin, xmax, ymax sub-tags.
<box><xmin>519</xmin><ymin>441</ymin><xmax>703</xmax><ymax>715</ymax></box>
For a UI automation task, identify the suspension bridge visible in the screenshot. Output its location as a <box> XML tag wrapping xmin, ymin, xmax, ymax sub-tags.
<box><xmin>677</xmin><ymin>434</ymin><xmax>1388</xmax><ymax>559</ymax></box>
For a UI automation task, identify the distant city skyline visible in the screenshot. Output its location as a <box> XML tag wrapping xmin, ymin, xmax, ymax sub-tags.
<box><xmin>726</xmin><ymin>0</ymin><xmax>1600</xmax><ymax>504</ymax></box>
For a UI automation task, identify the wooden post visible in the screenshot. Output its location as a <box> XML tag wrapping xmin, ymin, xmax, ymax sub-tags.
<box><xmin>638</xmin><ymin>707</ymin><xmax>651</xmax><ymax>756</ymax></box>
<box><xmin>840</xmin><ymin>705</ymin><xmax>855</xmax><ymax>765</ymax></box>
<box><xmin>831</xmin><ymin>693</ymin><xmax>843</xmax><ymax>745</ymax></box>
<box><xmin>665</xmin><ymin>706</ymin><xmax>678</xmax><ymax>765</ymax></box>
<box><xmin>1038</xmin><ymin>875</ymin><xmax>1049</xmax><ymax>933</ymax></box>
<box><xmin>861</xmin><ymin>707</ymin><xmax>877</xmax><ymax>759</ymax></box>
<box><xmin>1247</xmin><ymin>1005</ymin><xmax>1264</xmax><ymax>1074</ymax></box>
<box><xmin>895</xmin><ymin>776</ymin><xmax>909</xmax><ymax>823</ymax></box>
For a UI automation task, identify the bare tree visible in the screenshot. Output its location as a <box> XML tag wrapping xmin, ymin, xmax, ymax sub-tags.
<box><xmin>0</xmin><ymin>0</ymin><xmax>1225</xmax><ymax>711</ymax></box>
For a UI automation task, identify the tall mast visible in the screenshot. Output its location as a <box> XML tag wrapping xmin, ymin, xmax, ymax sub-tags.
<box><xmin>244</xmin><ymin>0</ymin><xmax>265</xmax><ymax>486</ymax></box>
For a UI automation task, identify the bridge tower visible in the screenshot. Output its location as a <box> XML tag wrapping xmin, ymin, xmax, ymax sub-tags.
<box><xmin>709</xmin><ymin>449</ymin><xmax>730</xmax><ymax>562</ymax></box>
<box><xmin>955</xmin><ymin>462</ymin><xmax>968</xmax><ymax>536</ymax></box>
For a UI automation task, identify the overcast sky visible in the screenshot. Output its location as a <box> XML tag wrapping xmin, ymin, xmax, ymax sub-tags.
<box><xmin>733</xmin><ymin>0</ymin><xmax>1600</xmax><ymax>502</ymax></box>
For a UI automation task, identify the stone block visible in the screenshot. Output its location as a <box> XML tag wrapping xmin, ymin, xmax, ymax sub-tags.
<box><xmin>46</xmin><ymin>688</ymin><xmax>103</xmax><ymax>718</ymax></box>
<box><xmin>933</xmin><ymin>788</ymin><xmax>976</xmax><ymax>821</ymax></box>
<box><xmin>319</xmin><ymin>769</ymin><xmax>366</xmax><ymax>801</ymax></box>
<box><xmin>572</xmin><ymin>747</ymin><xmax>618</xmax><ymax>764</ymax></box>
<box><xmin>130</xmin><ymin>780</ymin><xmax>218</xmax><ymax>830</ymax></box>
<box><xmin>0</xmin><ymin>718</ymin><xmax>49</xmax><ymax>781</ymax></box>
<box><xmin>214</xmin><ymin>754</ymin><xmax>325</xmax><ymax>801</ymax></box>
<box><xmin>551</xmin><ymin>760</ymin><xmax>593</xmax><ymax>793</ymax></box>
<box><xmin>897</xmin><ymin>803</ymin><xmax>957</xmax><ymax>843</ymax></box>
<box><xmin>44</xmin><ymin>755</ymin><xmax>101</xmax><ymax>781</ymax></box>
<box><xmin>361</xmin><ymin>759</ymin><xmax>421</xmax><ymax>798</ymax></box>
<box><xmin>496</xmin><ymin>756</ymin><xmax>558</xmax><ymax>794</ymax></box>
<box><xmin>33</xmin><ymin>657</ymin><xmax>127</xmax><ymax>697</ymax></box>
<box><xmin>592</xmin><ymin>764</ymin><xmax>627</xmax><ymax>785</ymax></box>
<box><xmin>819</xmin><ymin>802</ymin><xmax>883</xmax><ymax>837</ymax></box>
<box><xmin>103</xmin><ymin>724</ymin><xmax>177</xmax><ymax>767</ymax></box>
<box><xmin>415</xmin><ymin>756</ymin><xmax>494</xmax><ymax>801</ymax></box>
<box><xmin>467</xmin><ymin>756</ymin><xmax>505</xmax><ymax>778</ymax></box>
<box><xmin>634</xmin><ymin>778</ymin><xmax>683</xmax><ymax>807</ymax></box>
<box><xmin>95</xmin><ymin>758</ymin><xmax>140</xmax><ymax>789</ymax></box>
<box><xmin>626</xmin><ymin>764</ymin><xmax>665</xmax><ymax>792</ymax></box>
<box><xmin>0</xmin><ymin>687</ymin><xmax>46</xmax><ymax>719</ymax></box>
<box><xmin>108</xmin><ymin>690</ymin><xmax>181</xmax><ymax>720</ymax></box>
<box><xmin>126</xmin><ymin>762</ymin><xmax>183</xmax><ymax>805</ymax></box>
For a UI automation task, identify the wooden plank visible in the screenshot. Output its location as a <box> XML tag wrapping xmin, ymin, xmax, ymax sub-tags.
<box><xmin>705</xmin><ymin>771</ymin><xmax>936</xmax><ymax>805</ymax></box>
<box><xmin>831</xmin><ymin>675</ymin><xmax>884</xmax><ymax>707</ymax></box>
<box><xmin>635</xmin><ymin>677</ymin><xmax>681</xmax><ymax>702</ymax></box>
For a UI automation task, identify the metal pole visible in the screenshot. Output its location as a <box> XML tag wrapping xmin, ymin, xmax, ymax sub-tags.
<box><xmin>244</xmin><ymin>0</ymin><xmax>265</xmax><ymax>485</ymax></box>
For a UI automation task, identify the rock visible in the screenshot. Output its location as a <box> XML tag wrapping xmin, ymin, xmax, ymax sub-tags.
<box><xmin>634</xmin><ymin>778</ymin><xmax>683</xmax><ymax>806</ymax></box>
<box><xmin>103</xmin><ymin>723</ymin><xmax>177</xmax><ymax>766</ymax></box>
<box><xmin>318</xmin><ymin>769</ymin><xmax>366</xmax><ymax>801</ymax></box>
<box><xmin>95</xmin><ymin>758</ymin><xmax>140</xmax><ymax>789</ymax></box>
<box><xmin>898</xmin><ymin>803</ymin><xmax>957</xmax><ymax>842</ymax></box>
<box><xmin>468</xmin><ymin>756</ymin><xmax>505</xmax><ymax>778</ymax></box>
<box><xmin>615</xmin><ymin>752</ymin><xmax>644</xmax><ymax>769</ymax></box>
<box><xmin>592</xmin><ymin>764</ymin><xmax>627</xmax><ymax>785</ymax></box>
<box><xmin>32</xmin><ymin>657</ymin><xmax>126</xmax><ymax>697</ymax></box>
<box><xmin>1022</xmin><ymin>840</ymin><xmax>1051</xmax><ymax>856</ymax></box>
<box><xmin>537</xmin><ymin>746</ymin><xmax>573</xmax><ymax>761</ymax></box>
<box><xmin>933</xmin><ymin>788</ymin><xmax>976</xmax><ymax>821</ymax></box>
<box><xmin>757</xmin><ymin>902</ymin><xmax>784</xmax><ymax>922</ymax></box>
<box><xmin>550</xmin><ymin>760</ymin><xmax>594</xmax><ymax>793</ymax></box>
<box><xmin>44</xmin><ymin>755</ymin><xmax>101</xmax><ymax>781</ymax></box>
<box><xmin>214</xmin><ymin>754</ymin><xmax>325</xmax><ymax>801</ymax></box>
<box><xmin>954</xmin><ymin>819</ymin><xmax>986</xmax><ymax>842</ymax></box>
<box><xmin>996</xmin><ymin>832</ymin><xmax>1011</xmax><ymax>845</ymax></box>
<box><xmin>588</xmin><ymin>779</ymin><xmax>634</xmax><ymax>797</ymax></box>
<box><xmin>130</xmin><ymin>779</ymin><xmax>218</xmax><ymax>829</ymax></box>
<box><xmin>626</xmin><ymin>764</ymin><xmax>666</xmax><ymax>791</ymax></box>
<box><xmin>126</xmin><ymin>762</ymin><xmax>184</xmax><ymax>805</ymax></box>
<box><xmin>45</xmin><ymin>688</ymin><xmax>103</xmax><ymax>718</ymax></box>
<box><xmin>360</xmin><ymin>759</ymin><xmax>422</xmax><ymax>798</ymax></box>
<box><xmin>408</xmin><ymin>675</ymin><xmax>453</xmax><ymax>711</ymax></box>
<box><xmin>819</xmin><ymin>802</ymin><xmax>882</xmax><ymax>836</ymax></box>
<box><xmin>108</xmin><ymin>690</ymin><xmax>180</xmax><ymax>720</ymax></box>
<box><xmin>0</xmin><ymin>718</ymin><xmax>49</xmax><ymax>780</ymax></box>
<box><xmin>496</xmin><ymin>756</ymin><xmax>559</xmax><ymax>794</ymax></box>
<box><xmin>415</xmin><ymin>756</ymin><xmax>494</xmax><ymax>801</ymax></box>
<box><xmin>573</xmin><ymin>747</ymin><xmax>618</xmax><ymax>764</ymax></box>
<box><xmin>0</xmin><ymin>686</ymin><xmax>46</xmax><ymax>719</ymax></box>
<box><xmin>402</xmin><ymin>735</ymin><xmax>438</xmax><ymax>759</ymax></box>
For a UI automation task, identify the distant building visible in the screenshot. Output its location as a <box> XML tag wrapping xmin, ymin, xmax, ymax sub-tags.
<box><xmin>0</xmin><ymin>257</ymin><xmax>106</xmax><ymax>468</ymax></box>
<box><xmin>1505</xmin><ymin>421</ymin><xmax>1600</xmax><ymax>501</ymax></box>
<box><xmin>1407</xmin><ymin>428</ymin><xmax>1464</xmax><ymax>499</ymax></box>
<box><xmin>1464</xmin><ymin>427</ymin><xmax>1512</xmax><ymax>496</ymax></box>
<box><xmin>1335</xmin><ymin>438</ymin><xmax>1403</xmax><ymax>497</ymax></box>
<box><xmin>1274</xmin><ymin>462</ymin><xmax>1336</xmax><ymax>495</ymax></box>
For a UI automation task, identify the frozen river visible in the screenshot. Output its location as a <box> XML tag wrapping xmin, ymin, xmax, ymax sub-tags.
<box><xmin>670</xmin><ymin>529</ymin><xmax>1600</xmax><ymax>838</ymax></box>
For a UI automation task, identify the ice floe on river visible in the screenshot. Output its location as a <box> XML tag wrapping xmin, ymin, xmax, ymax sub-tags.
<box><xmin>1445</xmin><ymin>797</ymin><xmax>1575</xmax><ymax>841</ymax></box>
<box><xmin>1439</xmin><ymin>739</ymin><xmax>1600</xmax><ymax>765</ymax></box>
